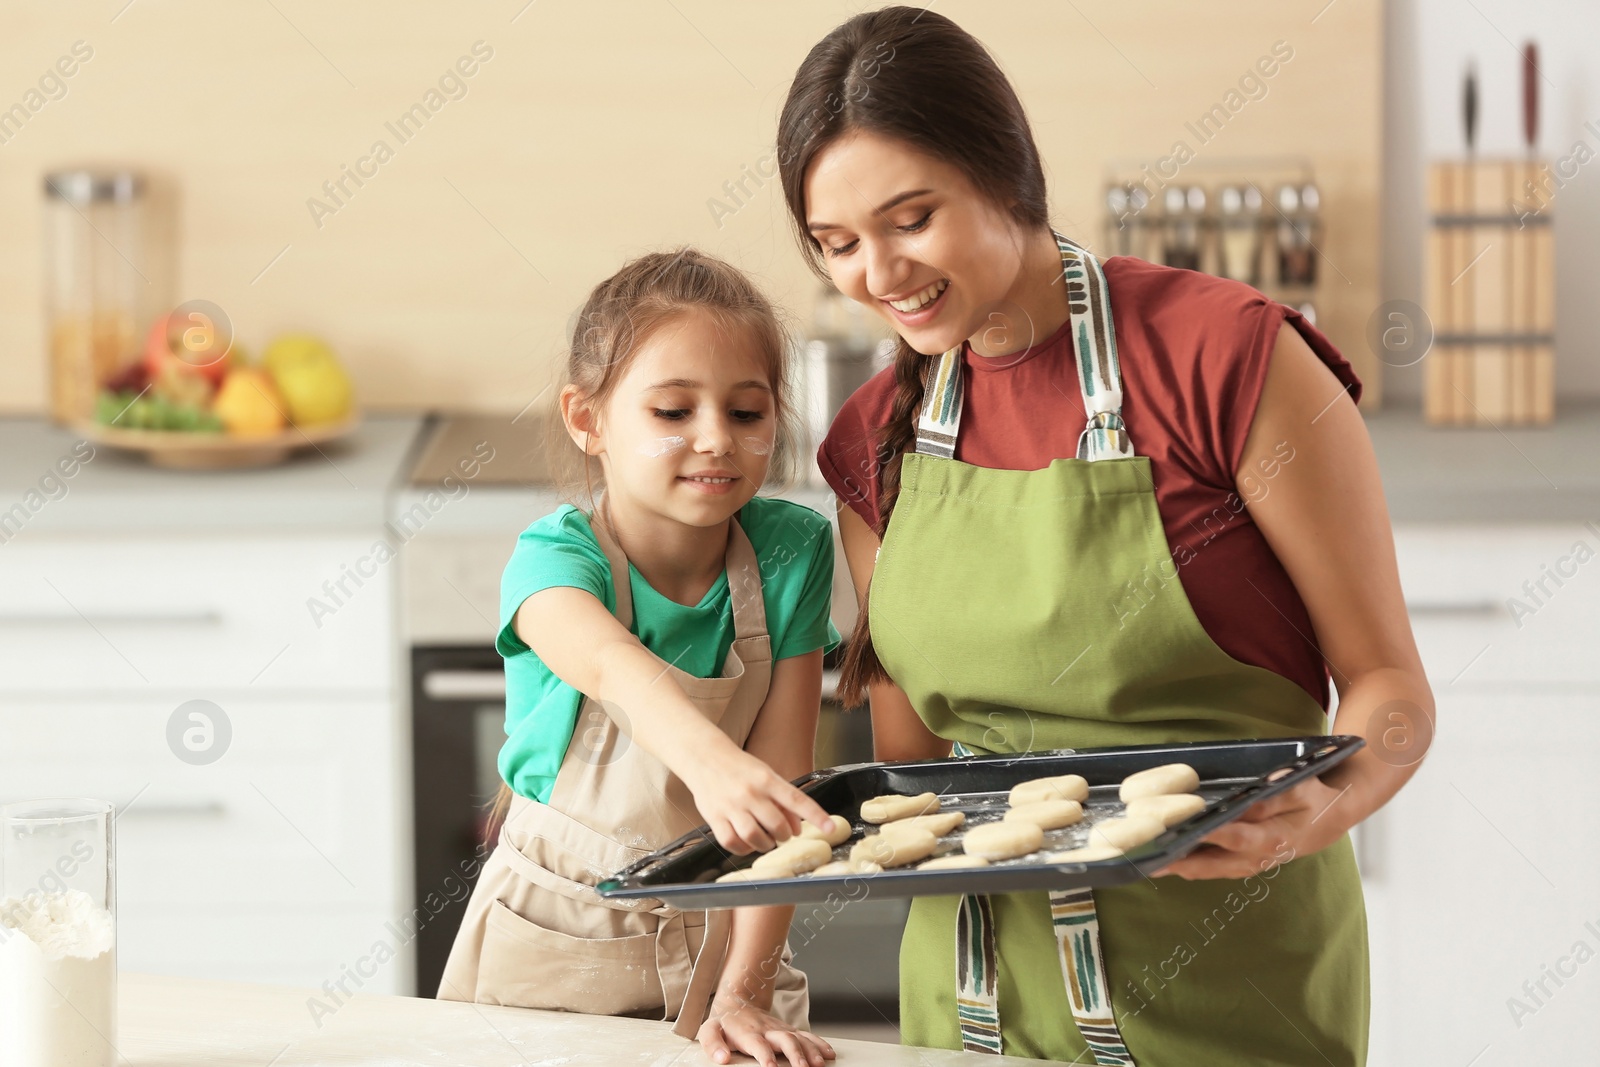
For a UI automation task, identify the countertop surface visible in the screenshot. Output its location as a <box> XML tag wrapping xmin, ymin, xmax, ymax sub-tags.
<box><xmin>1361</xmin><ymin>401</ymin><xmax>1600</xmax><ymax>524</ymax></box>
<box><xmin>5</xmin><ymin>401</ymin><xmax>1600</xmax><ymax>537</ymax></box>
<box><xmin>0</xmin><ymin>413</ymin><xmax>427</xmax><ymax>535</ymax></box>
<box><xmin>118</xmin><ymin>971</ymin><xmax>1036</xmax><ymax>1066</ymax></box>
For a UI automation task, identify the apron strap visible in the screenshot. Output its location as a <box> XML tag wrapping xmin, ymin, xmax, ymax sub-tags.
<box><xmin>955</xmin><ymin>893</ymin><xmax>1002</xmax><ymax>1054</ymax></box>
<box><xmin>911</xmin><ymin>232</ymin><xmax>1134</xmax><ymax>462</ymax></box>
<box><xmin>1049</xmin><ymin>887</ymin><xmax>1138</xmax><ymax>1066</ymax></box>
<box><xmin>669</xmin><ymin>906</ymin><xmax>733</xmax><ymax>1039</ymax></box>
<box><xmin>949</xmin><ymin>742</ymin><xmax>1138</xmax><ymax>1063</ymax></box>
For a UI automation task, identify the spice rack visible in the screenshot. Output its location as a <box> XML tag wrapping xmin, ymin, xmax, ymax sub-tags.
<box><xmin>1100</xmin><ymin>156</ymin><xmax>1324</xmax><ymax>324</ymax></box>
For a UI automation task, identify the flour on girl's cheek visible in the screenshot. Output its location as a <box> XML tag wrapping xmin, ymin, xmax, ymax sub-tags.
<box><xmin>636</xmin><ymin>436</ymin><xmax>687</xmax><ymax>457</ymax></box>
<box><xmin>740</xmin><ymin>436</ymin><xmax>772</xmax><ymax>456</ymax></box>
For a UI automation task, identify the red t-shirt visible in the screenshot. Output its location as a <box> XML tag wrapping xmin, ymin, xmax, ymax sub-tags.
<box><xmin>816</xmin><ymin>256</ymin><xmax>1362</xmax><ymax>710</ymax></box>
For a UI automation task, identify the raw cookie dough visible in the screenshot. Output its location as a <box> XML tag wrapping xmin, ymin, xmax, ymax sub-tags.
<box><xmin>716</xmin><ymin>868</ymin><xmax>766</xmax><ymax>882</ymax></box>
<box><xmin>1045</xmin><ymin>843</ymin><xmax>1125</xmax><ymax>863</ymax></box>
<box><xmin>1003</xmin><ymin>799</ymin><xmax>1084</xmax><ymax>830</ymax></box>
<box><xmin>849</xmin><ymin>827</ymin><xmax>938</xmax><ymax>868</ymax></box>
<box><xmin>1008</xmin><ymin>774</ymin><xmax>1089</xmax><ymax>807</ymax></box>
<box><xmin>1118</xmin><ymin>763</ymin><xmax>1200</xmax><ymax>802</ymax></box>
<box><xmin>962</xmin><ymin>820</ymin><xmax>1045</xmax><ymax>861</ymax></box>
<box><xmin>812</xmin><ymin>859</ymin><xmax>883</xmax><ymax>877</ymax></box>
<box><xmin>1087</xmin><ymin>814</ymin><xmax>1166</xmax><ymax>852</ymax></box>
<box><xmin>799</xmin><ymin>814</ymin><xmax>853</xmax><ymax>846</ymax></box>
<box><xmin>918</xmin><ymin>853</ymin><xmax>991</xmax><ymax>871</ymax></box>
<box><xmin>751</xmin><ymin>837</ymin><xmax>833</xmax><ymax>876</ymax></box>
<box><xmin>880</xmin><ymin>811</ymin><xmax>966</xmax><ymax>838</ymax></box>
<box><xmin>1124</xmin><ymin>792</ymin><xmax>1206</xmax><ymax>827</ymax></box>
<box><xmin>860</xmin><ymin>792</ymin><xmax>942</xmax><ymax>824</ymax></box>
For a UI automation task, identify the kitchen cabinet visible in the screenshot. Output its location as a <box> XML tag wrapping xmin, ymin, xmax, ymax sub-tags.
<box><xmin>0</xmin><ymin>533</ymin><xmax>410</xmax><ymax>991</ymax></box>
<box><xmin>1364</xmin><ymin>524</ymin><xmax>1600</xmax><ymax>1065</ymax></box>
<box><xmin>0</xmin><ymin>414</ymin><xmax>421</xmax><ymax>994</ymax></box>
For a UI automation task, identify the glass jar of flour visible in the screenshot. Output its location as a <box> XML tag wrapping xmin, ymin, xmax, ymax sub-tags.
<box><xmin>0</xmin><ymin>799</ymin><xmax>117</xmax><ymax>1067</ymax></box>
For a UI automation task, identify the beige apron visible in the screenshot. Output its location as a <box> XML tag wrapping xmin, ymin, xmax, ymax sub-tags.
<box><xmin>437</xmin><ymin>503</ymin><xmax>809</xmax><ymax>1038</ymax></box>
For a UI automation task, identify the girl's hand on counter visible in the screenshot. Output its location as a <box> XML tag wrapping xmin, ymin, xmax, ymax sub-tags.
<box><xmin>699</xmin><ymin>995</ymin><xmax>836</xmax><ymax>1067</ymax></box>
<box><xmin>683</xmin><ymin>747</ymin><xmax>832</xmax><ymax>855</ymax></box>
<box><xmin>1151</xmin><ymin>774</ymin><xmax>1352</xmax><ymax>881</ymax></box>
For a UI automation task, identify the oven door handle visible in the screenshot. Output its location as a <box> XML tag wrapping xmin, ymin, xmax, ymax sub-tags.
<box><xmin>421</xmin><ymin>669</ymin><xmax>506</xmax><ymax>700</ymax></box>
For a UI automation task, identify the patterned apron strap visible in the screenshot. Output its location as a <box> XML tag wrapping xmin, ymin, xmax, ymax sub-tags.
<box><xmin>1049</xmin><ymin>887</ymin><xmax>1137</xmax><ymax>1066</ymax></box>
<box><xmin>955</xmin><ymin>892</ymin><xmax>1002</xmax><ymax>1054</ymax></box>
<box><xmin>911</xmin><ymin>233</ymin><xmax>1135</xmax><ymax>462</ymax></box>
<box><xmin>914</xmin><ymin>343</ymin><xmax>965</xmax><ymax>458</ymax></box>
<box><xmin>1054</xmin><ymin>231</ymin><xmax>1134</xmax><ymax>462</ymax></box>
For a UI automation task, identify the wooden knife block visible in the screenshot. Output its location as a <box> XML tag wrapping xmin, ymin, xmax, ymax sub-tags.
<box><xmin>1424</xmin><ymin>160</ymin><xmax>1554</xmax><ymax>425</ymax></box>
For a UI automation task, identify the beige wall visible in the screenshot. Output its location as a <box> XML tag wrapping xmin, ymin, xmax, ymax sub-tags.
<box><xmin>0</xmin><ymin>1</ymin><xmax>1381</xmax><ymax>416</ymax></box>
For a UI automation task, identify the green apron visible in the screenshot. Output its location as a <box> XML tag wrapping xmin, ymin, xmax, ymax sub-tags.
<box><xmin>869</xmin><ymin>233</ymin><xmax>1369</xmax><ymax>1063</ymax></box>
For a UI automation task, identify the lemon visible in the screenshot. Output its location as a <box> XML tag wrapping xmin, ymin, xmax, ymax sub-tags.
<box><xmin>263</xmin><ymin>334</ymin><xmax>354</xmax><ymax>426</ymax></box>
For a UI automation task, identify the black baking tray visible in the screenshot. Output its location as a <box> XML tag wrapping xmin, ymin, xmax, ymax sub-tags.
<box><xmin>596</xmin><ymin>735</ymin><xmax>1363</xmax><ymax>907</ymax></box>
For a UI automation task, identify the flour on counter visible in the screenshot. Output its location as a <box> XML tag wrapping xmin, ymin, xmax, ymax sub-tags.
<box><xmin>0</xmin><ymin>889</ymin><xmax>117</xmax><ymax>1067</ymax></box>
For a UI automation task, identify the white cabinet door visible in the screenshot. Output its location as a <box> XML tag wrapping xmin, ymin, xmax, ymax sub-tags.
<box><xmin>1394</xmin><ymin>524</ymin><xmax>1600</xmax><ymax>685</ymax></box>
<box><xmin>1363</xmin><ymin>688</ymin><xmax>1600</xmax><ymax>1065</ymax></box>
<box><xmin>0</xmin><ymin>535</ymin><xmax>395</xmax><ymax>693</ymax></box>
<box><xmin>0</xmin><ymin>694</ymin><xmax>405</xmax><ymax>916</ymax></box>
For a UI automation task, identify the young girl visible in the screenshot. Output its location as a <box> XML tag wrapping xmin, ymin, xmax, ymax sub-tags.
<box><xmin>439</xmin><ymin>248</ymin><xmax>840</xmax><ymax>1067</ymax></box>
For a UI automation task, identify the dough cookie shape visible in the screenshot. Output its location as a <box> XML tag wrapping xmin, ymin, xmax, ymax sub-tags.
<box><xmin>812</xmin><ymin>859</ymin><xmax>883</xmax><ymax>877</ymax></box>
<box><xmin>880</xmin><ymin>811</ymin><xmax>965</xmax><ymax>838</ymax></box>
<box><xmin>1119</xmin><ymin>763</ymin><xmax>1200</xmax><ymax>802</ymax></box>
<box><xmin>860</xmin><ymin>792</ymin><xmax>941</xmax><ymax>824</ymax></box>
<box><xmin>799</xmin><ymin>814</ymin><xmax>852</xmax><ymax>846</ymax></box>
<box><xmin>1003</xmin><ymin>799</ymin><xmax>1084</xmax><ymax>830</ymax></box>
<box><xmin>849</xmin><ymin>827</ymin><xmax>938</xmax><ymax>868</ymax></box>
<box><xmin>1087</xmin><ymin>814</ymin><xmax>1166</xmax><ymax>852</ymax></box>
<box><xmin>962</xmin><ymin>820</ymin><xmax>1045</xmax><ymax>861</ymax></box>
<box><xmin>1008</xmin><ymin>774</ymin><xmax>1089</xmax><ymax>807</ymax></box>
<box><xmin>716</xmin><ymin>868</ymin><xmax>766</xmax><ymax>883</ymax></box>
<box><xmin>918</xmin><ymin>853</ymin><xmax>991</xmax><ymax>871</ymax></box>
<box><xmin>750</xmin><ymin>837</ymin><xmax>833</xmax><ymax>877</ymax></box>
<box><xmin>1124</xmin><ymin>792</ymin><xmax>1206</xmax><ymax>827</ymax></box>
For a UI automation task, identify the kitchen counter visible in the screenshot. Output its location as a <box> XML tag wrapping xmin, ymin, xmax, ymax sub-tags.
<box><xmin>6</xmin><ymin>401</ymin><xmax>1599</xmax><ymax>539</ymax></box>
<box><xmin>1362</xmin><ymin>400</ymin><xmax>1600</xmax><ymax>523</ymax></box>
<box><xmin>0</xmin><ymin>413</ymin><xmax>427</xmax><ymax>535</ymax></box>
<box><xmin>117</xmin><ymin>971</ymin><xmax>1036</xmax><ymax>1065</ymax></box>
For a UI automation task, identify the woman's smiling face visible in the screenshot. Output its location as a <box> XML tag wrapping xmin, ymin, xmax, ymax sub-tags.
<box><xmin>803</xmin><ymin>128</ymin><xmax>1034</xmax><ymax>356</ymax></box>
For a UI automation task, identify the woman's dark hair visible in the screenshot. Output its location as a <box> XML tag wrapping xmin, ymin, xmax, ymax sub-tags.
<box><xmin>777</xmin><ymin>6</ymin><xmax>1050</xmax><ymax>707</ymax></box>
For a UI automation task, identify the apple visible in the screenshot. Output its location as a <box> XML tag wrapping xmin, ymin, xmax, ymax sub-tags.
<box><xmin>144</xmin><ymin>309</ymin><xmax>232</xmax><ymax>387</ymax></box>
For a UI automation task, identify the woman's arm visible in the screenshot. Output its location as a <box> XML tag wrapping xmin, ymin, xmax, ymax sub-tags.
<box><xmin>1158</xmin><ymin>320</ymin><xmax>1435</xmax><ymax>880</ymax></box>
<box><xmin>835</xmin><ymin>501</ymin><xmax>953</xmax><ymax>762</ymax></box>
<box><xmin>514</xmin><ymin>588</ymin><xmax>830</xmax><ymax>853</ymax></box>
<box><xmin>697</xmin><ymin>649</ymin><xmax>836</xmax><ymax>1067</ymax></box>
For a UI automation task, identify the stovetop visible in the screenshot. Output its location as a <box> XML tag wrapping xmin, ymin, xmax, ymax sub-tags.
<box><xmin>407</xmin><ymin>411</ymin><xmax>583</xmax><ymax>488</ymax></box>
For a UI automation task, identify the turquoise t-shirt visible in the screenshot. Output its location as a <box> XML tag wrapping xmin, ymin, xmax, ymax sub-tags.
<box><xmin>496</xmin><ymin>495</ymin><xmax>842</xmax><ymax>803</ymax></box>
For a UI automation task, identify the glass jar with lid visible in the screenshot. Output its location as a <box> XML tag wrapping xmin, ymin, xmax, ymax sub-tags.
<box><xmin>43</xmin><ymin>168</ymin><xmax>165</xmax><ymax>426</ymax></box>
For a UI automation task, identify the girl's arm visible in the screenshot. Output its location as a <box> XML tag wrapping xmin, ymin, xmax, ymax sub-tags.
<box><xmin>1158</xmin><ymin>320</ymin><xmax>1435</xmax><ymax>879</ymax></box>
<box><xmin>515</xmin><ymin>588</ymin><xmax>830</xmax><ymax>853</ymax></box>
<box><xmin>697</xmin><ymin>648</ymin><xmax>836</xmax><ymax>1067</ymax></box>
<box><xmin>835</xmin><ymin>501</ymin><xmax>954</xmax><ymax>761</ymax></box>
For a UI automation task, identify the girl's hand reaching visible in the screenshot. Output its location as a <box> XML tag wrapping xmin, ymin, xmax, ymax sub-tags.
<box><xmin>683</xmin><ymin>747</ymin><xmax>832</xmax><ymax>854</ymax></box>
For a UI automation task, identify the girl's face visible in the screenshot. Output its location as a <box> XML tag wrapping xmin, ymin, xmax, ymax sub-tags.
<box><xmin>803</xmin><ymin>128</ymin><xmax>1032</xmax><ymax>356</ymax></box>
<box><xmin>572</xmin><ymin>308</ymin><xmax>777</xmax><ymax>526</ymax></box>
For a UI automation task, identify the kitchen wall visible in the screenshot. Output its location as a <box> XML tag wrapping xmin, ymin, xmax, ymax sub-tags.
<box><xmin>0</xmin><ymin>1</ymin><xmax>1382</xmax><ymax>415</ymax></box>
<box><xmin>1383</xmin><ymin>0</ymin><xmax>1600</xmax><ymax>401</ymax></box>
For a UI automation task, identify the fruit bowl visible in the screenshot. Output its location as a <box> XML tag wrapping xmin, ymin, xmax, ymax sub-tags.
<box><xmin>72</xmin><ymin>415</ymin><xmax>360</xmax><ymax>470</ymax></box>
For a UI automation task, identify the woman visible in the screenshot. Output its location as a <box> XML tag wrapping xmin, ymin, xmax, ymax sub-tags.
<box><xmin>777</xmin><ymin>8</ymin><xmax>1432</xmax><ymax>1064</ymax></box>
